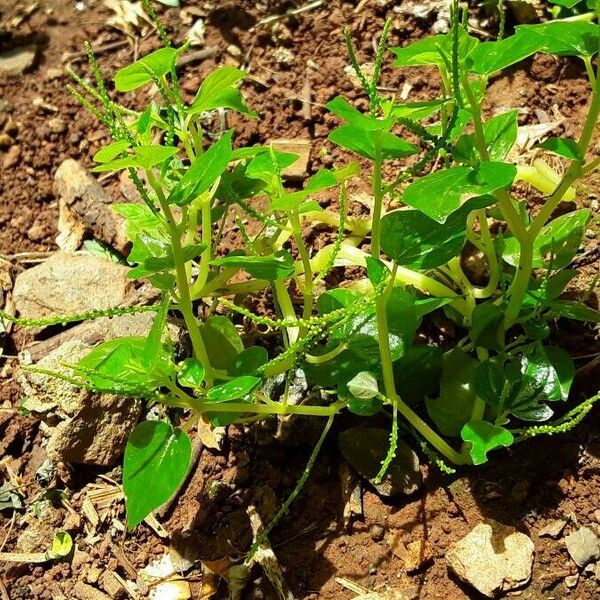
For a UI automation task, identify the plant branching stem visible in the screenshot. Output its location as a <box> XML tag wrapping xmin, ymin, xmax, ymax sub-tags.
<box><xmin>146</xmin><ymin>171</ymin><xmax>214</xmax><ymax>386</ymax></box>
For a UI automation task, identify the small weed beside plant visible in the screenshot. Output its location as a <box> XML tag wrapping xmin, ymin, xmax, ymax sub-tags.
<box><xmin>4</xmin><ymin>0</ymin><xmax>600</xmax><ymax>546</ymax></box>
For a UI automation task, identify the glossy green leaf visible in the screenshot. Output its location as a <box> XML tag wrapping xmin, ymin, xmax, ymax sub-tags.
<box><xmin>94</xmin><ymin>140</ymin><xmax>131</xmax><ymax>163</ymax></box>
<box><xmin>538</xmin><ymin>137</ymin><xmax>581</xmax><ymax>160</ymax></box>
<box><xmin>200</xmin><ymin>316</ymin><xmax>244</xmax><ymax>371</ymax></box>
<box><xmin>380</xmin><ymin>196</ymin><xmax>490</xmax><ymax>269</ymax></box>
<box><xmin>425</xmin><ymin>349</ymin><xmax>478</xmax><ymax>437</ymax></box>
<box><xmin>388</xmin><ymin>99</ymin><xmax>449</xmax><ymax>120</ymax></box>
<box><xmin>474</xmin><ymin>345</ymin><xmax>574</xmax><ymax>422</ymax></box>
<box><xmin>333</xmin><ymin>289</ymin><xmax>418</xmax><ymax>362</ymax></box>
<box><xmin>347</xmin><ymin>371</ymin><xmax>379</xmax><ymax>399</ymax></box>
<box><xmin>485</xmin><ymin>111</ymin><xmax>519</xmax><ymax>160</ymax></box>
<box><xmin>228</xmin><ymin>346</ymin><xmax>269</xmax><ymax>376</ymax></box>
<box><xmin>503</xmin><ymin>209</ymin><xmax>590</xmax><ymax>269</ymax></box>
<box><xmin>114</xmin><ymin>47</ymin><xmax>178</xmax><ymax>92</ymax></box>
<box><xmin>470</xmin><ymin>33</ymin><xmax>543</xmax><ymax>75</ymax></box>
<box><xmin>191</xmin><ymin>66</ymin><xmax>256</xmax><ymax>117</ymax></box>
<box><xmin>328</xmin><ymin>125</ymin><xmax>418</xmax><ymax>160</ymax></box>
<box><xmin>269</xmin><ymin>165</ymin><xmax>358</xmax><ymax>211</ymax></box>
<box><xmin>391</xmin><ymin>32</ymin><xmax>480</xmax><ymax>68</ymax></box>
<box><xmin>123</xmin><ymin>421</ymin><xmax>192</xmax><ymax>528</ymax></box>
<box><xmin>327</xmin><ymin>97</ymin><xmax>393</xmax><ymax>131</ymax></box>
<box><xmin>471</xmin><ymin>302</ymin><xmax>504</xmax><ymax>351</ymax></box>
<box><xmin>347</xmin><ymin>395</ymin><xmax>383</xmax><ymax>416</ymax></box>
<box><xmin>461</xmin><ymin>421</ymin><xmax>514</xmax><ymax>465</ymax></box>
<box><xmin>471</xmin><ymin>22</ymin><xmax>600</xmax><ymax>75</ymax></box>
<box><xmin>211</xmin><ymin>250</ymin><xmax>295</xmax><ymax>280</ymax></box>
<box><xmin>178</xmin><ymin>358</ymin><xmax>205</xmax><ymax>388</ymax></box>
<box><xmin>393</xmin><ymin>345</ymin><xmax>443</xmax><ymax>406</ymax></box>
<box><xmin>206</xmin><ymin>375</ymin><xmax>261</xmax><ymax>402</ymax></box>
<box><xmin>365</xmin><ymin>257</ymin><xmax>389</xmax><ymax>286</ymax></box>
<box><xmin>78</xmin><ymin>336</ymin><xmax>173</xmax><ymax>394</ymax></box>
<box><xmin>548</xmin><ymin>300</ymin><xmax>600</xmax><ymax>322</ymax></box>
<box><xmin>403</xmin><ymin>162</ymin><xmax>515</xmax><ymax>223</ymax></box>
<box><xmin>317</xmin><ymin>288</ymin><xmax>361</xmax><ymax>315</ymax></box>
<box><xmin>168</xmin><ymin>131</ymin><xmax>233</xmax><ymax>205</ymax></box>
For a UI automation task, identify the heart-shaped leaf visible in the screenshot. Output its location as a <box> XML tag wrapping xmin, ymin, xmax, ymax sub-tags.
<box><xmin>123</xmin><ymin>421</ymin><xmax>192</xmax><ymax>528</ymax></box>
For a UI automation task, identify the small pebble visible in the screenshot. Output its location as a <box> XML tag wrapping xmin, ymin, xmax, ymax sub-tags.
<box><xmin>45</xmin><ymin>67</ymin><xmax>64</xmax><ymax>80</ymax></box>
<box><xmin>3</xmin><ymin>118</ymin><xmax>18</xmax><ymax>136</ymax></box>
<box><xmin>48</xmin><ymin>117</ymin><xmax>66</xmax><ymax>133</ymax></box>
<box><xmin>27</xmin><ymin>224</ymin><xmax>46</xmax><ymax>242</ymax></box>
<box><xmin>371</xmin><ymin>524</ymin><xmax>385</xmax><ymax>541</ymax></box>
<box><xmin>3</xmin><ymin>144</ymin><xmax>21</xmax><ymax>169</ymax></box>
<box><xmin>0</xmin><ymin>132</ymin><xmax>13</xmax><ymax>149</ymax></box>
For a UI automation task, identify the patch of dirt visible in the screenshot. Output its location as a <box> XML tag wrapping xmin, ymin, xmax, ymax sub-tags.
<box><xmin>1</xmin><ymin>1</ymin><xmax>600</xmax><ymax>599</ymax></box>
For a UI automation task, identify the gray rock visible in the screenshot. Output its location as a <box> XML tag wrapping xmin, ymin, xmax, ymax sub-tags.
<box><xmin>0</xmin><ymin>45</ymin><xmax>36</xmax><ymax>76</ymax></box>
<box><xmin>338</xmin><ymin>427</ymin><xmax>422</xmax><ymax>497</ymax></box>
<box><xmin>565</xmin><ymin>525</ymin><xmax>600</xmax><ymax>568</ymax></box>
<box><xmin>13</xmin><ymin>252</ymin><xmax>136</xmax><ymax>325</ymax></box>
<box><xmin>446</xmin><ymin>520</ymin><xmax>534</xmax><ymax>598</ymax></box>
<box><xmin>54</xmin><ymin>159</ymin><xmax>128</xmax><ymax>253</ymax></box>
<box><xmin>19</xmin><ymin>340</ymin><xmax>141</xmax><ymax>466</ymax></box>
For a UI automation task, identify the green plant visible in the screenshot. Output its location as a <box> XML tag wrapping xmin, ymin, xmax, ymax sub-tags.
<box><xmin>3</xmin><ymin>0</ymin><xmax>600</xmax><ymax>544</ymax></box>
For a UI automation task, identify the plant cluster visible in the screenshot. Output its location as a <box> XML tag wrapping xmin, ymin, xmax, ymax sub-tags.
<box><xmin>4</xmin><ymin>1</ymin><xmax>600</xmax><ymax>540</ymax></box>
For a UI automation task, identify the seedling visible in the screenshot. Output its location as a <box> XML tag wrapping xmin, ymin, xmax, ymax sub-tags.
<box><xmin>3</xmin><ymin>0</ymin><xmax>600</xmax><ymax>550</ymax></box>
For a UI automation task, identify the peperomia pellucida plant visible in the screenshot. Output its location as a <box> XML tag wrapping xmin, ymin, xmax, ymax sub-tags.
<box><xmin>2</xmin><ymin>0</ymin><xmax>600</xmax><ymax>546</ymax></box>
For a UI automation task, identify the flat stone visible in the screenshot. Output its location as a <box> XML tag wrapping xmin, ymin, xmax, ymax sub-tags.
<box><xmin>338</xmin><ymin>427</ymin><xmax>422</xmax><ymax>497</ymax></box>
<box><xmin>565</xmin><ymin>525</ymin><xmax>600</xmax><ymax>568</ymax></box>
<box><xmin>446</xmin><ymin>520</ymin><xmax>534</xmax><ymax>598</ymax></box>
<box><xmin>539</xmin><ymin>519</ymin><xmax>568</xmax><ymax>539</ymax></box>
<box><xmin>13</xmin><ymin>252</ymin><xmax>136</xmax><ymax>325</ymax></box>
<box><xmin>0</xmin><ymin>44</ymin><xmax>37</xmax><ymax>77</ymax></box>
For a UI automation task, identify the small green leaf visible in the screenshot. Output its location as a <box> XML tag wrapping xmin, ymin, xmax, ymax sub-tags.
<box><xmin>425</xmin><ymin>349</ymin><xmax>478</xmax><ymax>437</ymax></box>
<box><xmin>328</xmin><ymin>125</ymin><xmax>418</xmax><ymax>160</ymax></box>
<box><xmin>549</xmin><ymin>300</ymin><xmax>600</xmax><ymax>322</ymax></box>
<box><xmin>123</xmin><ymin>421</ymin><xmax>192</xmax><ymax>528</ymax></box>
<box><xmin>49</xmin><ymin>532</ymin><xmax>73</xmax><ymax>559</ymax></box>
<box><xmin>317</xmin><ymin>288</ymin><xmax>361</xmax><ymax>315</ymax></box>
<box><xmin>200</xmin><ymin>316</ymin><xmax>244</xmax><ymax>371</ymax></box>
<box><xmin>169</xmin><ymin>131</ymin><xmax>233</xmax><ymax>205</ymax></box>
<box><xmin>538</xmin><ymin>137</ymin><xmax>581</xmax><ymax>160</ymax></box>
<box><xmin>191</xmin><ymin>66</ymin><xmax>256</xmax><ymax>117</ymax></box>
<box><xmin>403</xmin><ymin>162</ymin><xmax>515</xmax><ymax>223</ymax></box>
<box><xmin>211</xmin><ymin>250</ymin><xmax>295</xmax><ymax>280</ymax></box>
<box><xmin>326</xmin><ymin>96</ymin><xmax>393</xmax><ymax>131</ymax></box>
<box><xmin>471</xmin><ymin>302</ymin><xmax>504</xmax><ymax>351</ymax></box>
<box><xmin>347</xmin><ymin>395</ymin><xmax>383</xmax><ymax>416</ymax></box>
<box><xmin>393</xmin><ymin>345</ymin><xmax>443</xmax><ymax>406</ymax></box>
<box><xmin>503</xmin><ymin>209</ymin><xmax>590</xmax><ymax>269</ymax></box>
<box><xmin>206</xmin><ymin>375</ymin><xmax>261</xmax><ymax>402</ymax></box>
<box><xmin>347</xmin><ymin>371</ymin><xmax>379</xmax><ymax>399</ymax></box>
<box><xmin>228</xmin><ymin>346</ymin><xmax>269</xmax><ymax>376</ymax></box>
<box><xmin>114</xmin><ymin>47</ymin><xmax>178</xmax><ymax>92</ymax></box>
<box><xmin>461</xmin><ymin>421</ymin><xmax>514</xmax><ymax>465</ymax></box>
<box><xmin>78</xmin><ymin>337</ymin><xmax>173</xmax><ymax>394</ymax></box>
<box><xmin>178</xmin><ymin>358</ymin><xmax>205</xmax><ymax>388</ymax></box>
<box><xmin>94</xmin><ymin>140</ymin><xmax>131</xmax><ymax>163</ymax></box>
<box><xmin>365</xmin><ymin>257</ymin><xmax>389</xmax><ymax>286</ymax></box>
<box><xmin>380</xmin><ymin>197</ymin><xmax>490</xmax><ymax>269</ymax></box>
